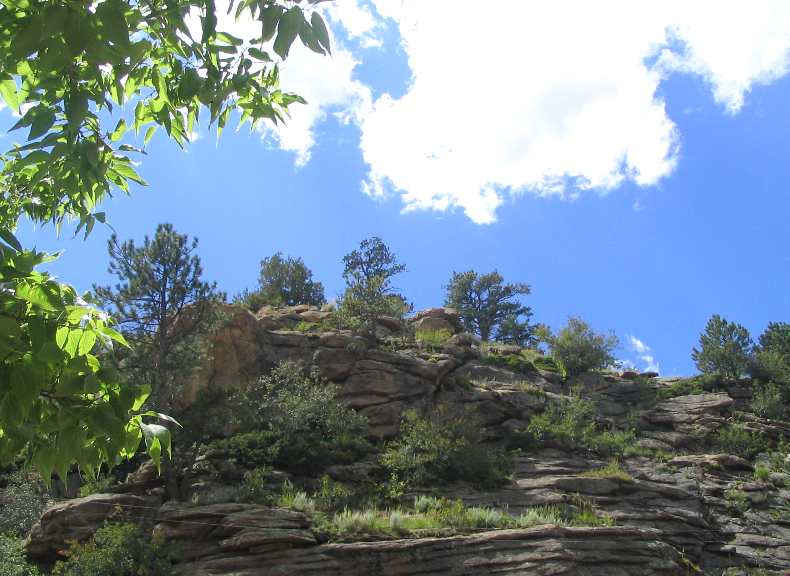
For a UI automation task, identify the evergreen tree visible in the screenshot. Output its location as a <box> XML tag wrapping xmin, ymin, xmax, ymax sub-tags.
<box><xmin>339</xmin><ymin>237</ymin><xmax>407</xmax><ymax>339</ymax></box>
<box><xmin>444</xmin><ymin>270</ymin><xmax>532</xmax><ymax>342</ymax></box>
<box><xmin>691</xmin><ymin>315</ymin><xmax>753</xmax><ymax>381</ymax></box>
<box><xmin>548</xmin><ymin>317</ymin><xmax>619</xmax><ymax>378</ymax></box>
<box><xmin>94</xmin><ymin>224</ymin><xmax>223</xmax><ymax>406</ymax></box>
<box><xmin>237</xmin><ymin>252</ymin><xmax>325</xmax><ymax>310</ymax></box>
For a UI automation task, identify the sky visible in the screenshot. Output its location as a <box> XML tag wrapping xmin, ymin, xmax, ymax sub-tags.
<box><xmin>7</xmin><ymin>0</ymin><xmax>790</xmax><ymax>376</ymax></box>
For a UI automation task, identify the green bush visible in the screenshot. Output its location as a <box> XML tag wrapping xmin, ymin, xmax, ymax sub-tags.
<box><xmin>655</xmin><ymin>377</ymin><xmax>707</xmax><ymax>401</ymax></box>
<box><xmin>481</xmin><ymin>353</ymin><xmax>536</xmax><ymax>375</ymax></box>
<box><xmin>0</xmin><ymin>469</ymin><xmax>49</xmax><ymax>536</ymax></box>
<box><xmin>0</xmin><ymin>534</ymin><xmax>41</xmax><ymax>576</ymax></box>
<box><xmin>525</xmin><ymin>395</ymin><xmax>635</xmax><ymax>457</ymax></box>
<box><xmin>220</xmin><ymin>361</ymin><xmax>370</xmax><ymax>474</ymax></box>
<box><xmin>751</xmin><ymin>382</ymin><xmax>786</xmax><ymax>420</ymax></box>
<box><xmin>381</xmin><ymin>407</ymin><xmax>511</xmax><ymax>491</ymax></box>
<box><xmin>692</xmin><ymin>315</ymin><xmax>753</xmax><ymax>381</ymax></box>
<box><xmin>415</xmin><ymin>329</ymin><xmax>453</xmax><ymax>348</ymax></box>
<box><xmin>51</xmin><ymin>523</ymin><xmax>174</xmax><ymax>576</ymax></box>
<box><xmin>78</xmin><ymin>474</ymin><xmax>115</xmax><ymax>498</ymax></box>
<box><xmin>548</xmin><ymin>317</ymin><xmax>618</xmax><ymax>378</ymax></box>
<box><xmin>238</xmin><ymin>467</ymin><xmax>274</xmax><ymax>505</ymax></box>
<box><xmin>716</xmin><ymin>423</ymin><xmax>768</xmax><ymax>460</ymax></box>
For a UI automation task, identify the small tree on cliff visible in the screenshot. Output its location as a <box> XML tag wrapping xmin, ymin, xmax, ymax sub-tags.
<box><xmin>547</xmin><ymin>317</ymin><xmax>619</xmax><ymax>378</ymax></box>
<box><xmin>93</xmin><ymin>223</ymin><xmax>224</xmax><ymax>407</ymax></box>
<box><xmin>237</xmin><ymin>252</ymin><xmax>325</xmax><ymax>310</ymax></box>
<box><xmin>444</xmin><ymin>270</ymin><xmax>532</xmax><ymax>343</ymax></box>
<box><xmin>691</xmin><ymin>315</ymin><xmax>753</xmax><ymax>381</ymax></box>
<box><xmin>339</xmin><ymin>237</ymin><xmax>407</xmax><ymax>339</ymax></box>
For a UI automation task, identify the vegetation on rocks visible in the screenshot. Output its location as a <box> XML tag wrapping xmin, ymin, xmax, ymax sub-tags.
<box><xmin>544</xmin><ymin>317</ymin><xmax>619</xmax><ymax>378</ymax></box>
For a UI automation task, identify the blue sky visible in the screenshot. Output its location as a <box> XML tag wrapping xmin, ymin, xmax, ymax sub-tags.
<box><xmin>8</xmin><ymin>1</ymin><xmax>790</xmax><ymax>376</ymax></box>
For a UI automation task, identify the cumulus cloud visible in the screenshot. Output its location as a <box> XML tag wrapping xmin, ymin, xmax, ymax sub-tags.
<box><xmin>188</xmin><ymin>0</ymin><xmax>372</xmax><ymax>165</ymax></box>
<box><xmin>198</xmin><ymin>1</ymin><xmax>790</xmax><ymax>221</ymax></box>
<box><xmin>626</xmin><ymin>335</ymin><xmax>660</xmax><ymax>374</ymax></box>
<box><xmin>349</xmin><ymin>0</ymin><xmax>790</xmax><ymax>223</ymax></box>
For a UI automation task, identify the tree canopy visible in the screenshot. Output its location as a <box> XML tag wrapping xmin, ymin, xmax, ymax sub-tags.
<box><xmin>93</xmin><ymin>223</ymin><xmax>223</xmax><ymax>405</ymax></box>
<box><xmin>0</xmin><ymin>0</ymin><xmax>330</xmax><ymax>476</ymax></box>
<box><xmin>238</xmin><ymin>252</ymin><xmax>325</xmax><ymax>310</ymax></box>
<box><xmin>339</xmin><ymin>237</ymin><xmax>407</xmax><ymax>338</ymax></box>
<box><xmin>444</xmin><ymin>270</ymin><xmax>532</xmax><ymax>343</ymax></box>
<box><xmin>692</xmin><ymin>314</ymin><xmax>753</xmax><ymax>381</ymax></box>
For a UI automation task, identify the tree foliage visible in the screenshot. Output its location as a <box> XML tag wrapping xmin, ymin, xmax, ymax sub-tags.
<box><xmin>547</xmin><ymin>317</ymin><xmax>619</xmax><ymax>378</ymax></box>
<box><xmin>237</xmin><ymin>252</ymin><xmax>325</xmax><ymax>310</ymax></box>
<box><xmin>692</xmin><ymin>315</ymin><xmax>753</xmax><ymax>381</ymax></box>
<box><xmin>444</xmin><ymin>270</ymin><xmax>532</xmax><ymax>343</ymax></box>
<box><xmin>339</xmin><ymin>237</ymin><xmax>407</xmax><ymax>338</ymax></box>
<box><xmin>93</xmin><ymin>223</ymin><xmax>223</xmax><ymax>406</ymax></box>
<box><xmin>0</xmin><ymin>0</ymin><xmax>328</xmax><ymax>474</ymax></box>
<box><xmin>0</xmin><ymin>0</ymin><xmax>330</xmax><ymax>229</ymax></box>
<box><xmin>753</xmin><ymin>321</ymin><xmax>790</xmax><ymax>384</ymax></box>
<box><xmin>0</xmin><ymin>235</ymin><xmax>164</xmax><ymax>479</ymax></box>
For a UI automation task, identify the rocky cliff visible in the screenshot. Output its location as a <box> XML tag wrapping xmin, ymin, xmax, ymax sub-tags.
<box><xmin>21</xmin><ymin>306</ymin><xmax>790</xmax><ymax>575</ymax></box>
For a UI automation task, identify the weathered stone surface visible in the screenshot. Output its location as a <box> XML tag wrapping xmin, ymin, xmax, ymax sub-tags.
<box><xmin>172</xmin><ymin>525</ymin><xmax>684</xmax><ymax>576</ymax></box>
<box><xmin>411</xmin><ymin>307</ymin><xmax>462</xmax><ymax>335</ymax></box>
<box><xmin>26</xmin><ymin>492</ymin><xmax>162</xmax><ymax>558</ymax></box>
<box><xmin>669</xmin><ymin>454</ymin><xmax>753</xmax><ymax>471</ymax></box>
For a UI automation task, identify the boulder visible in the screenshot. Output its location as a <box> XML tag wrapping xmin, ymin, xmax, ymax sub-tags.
<box><xmin>411</xmin><ymin>307</ymin><xmax>463</xmax><ymax>334</ymax></box>
<box><xmin>26</xmin><ymin>492</ymin><xmax>162</xmax><ymax>558</ymax></box>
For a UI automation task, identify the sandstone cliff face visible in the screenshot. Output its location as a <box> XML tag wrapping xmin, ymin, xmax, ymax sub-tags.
<box><xmin>21</xmin><ymin>306</ymin><xmax>790</xmax><ymax>575</ymax></box>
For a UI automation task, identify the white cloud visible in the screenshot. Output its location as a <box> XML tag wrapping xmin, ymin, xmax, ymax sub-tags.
<box><xmin>349</xmin><ymin>0</ymin><xmax>790</xmax><ymax>223</ymax></box>
<box><xmin>188</xmin><ymin>1</ymin><xmax>372</xmax><ymax>166</ymax></box>
<box><xmin>192</xmin><ymin>1</ymin><xmax>790</xmax><ymax>222</ymax></box>
<box><xmin>626</xmin><ymin>335</ymin><xmax>660</xmax><ymax>374</ymax></box>
<box><xmin>326</xmin><ymin>1</ymin><xmax>383</xmax><ymax>48</ymax></box>
<box><xmin>258</xmin><ymin>42</ymin><xmax>371</xmax><ymax>165</ymax></box>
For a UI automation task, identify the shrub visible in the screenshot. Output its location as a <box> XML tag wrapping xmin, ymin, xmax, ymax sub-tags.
<box><xmin>723</xmin><ymin>487</ymin><xmax>749</xmax><ymax>515</ymax></box>
<box><xmin>531</xmin><ymin>355</ymin><xmax>562</xmax><ymax>374</ymax></box>
<box><xmin>578</xmin><ymin>460</ymin><xmax>634</xmax><ymax>482</ymax></box>
<box><xmin>239</xmin><ymin>467</ymin><xmax>274</xmax><ymax>505</ymax></box>
<box><xmin>481</xmin><ymin>353</ymin><xmax>536</xmax><ymax>375</ymax></box>
<box><xmin>548</xmin><ymin>317</ymin><xmax>618</xmax><ymax>378</ymax></box>
<box><xmin>692</xmin><ymin>315</ymin><xmax>753</xmax><ymax>381</ymax></box>
<box><xmin>78</xmin><ymin>474</ymin><xmax>115</xmax><ymax>498</ymax></box>
<box><xmin>753</xmin><ymin>465</ymin><xmax>771</xmax><ymax>482</ymax></box>
<box><xmin>0</xmin><ymin>534</ymin><xmax>41</xmax><ymax>576</ymax></box>
<box><xmin>51</xmin><ymin>523</ymin><xmax>174</xmax><ymax>576</ymax></box>
<box><xmin>750</xmin><ymin>382</ymin><xmax>786</xmax><ymax>420</ymax></box>
<box><xmin>415</xmin><ymin>329</ymin><xmax>453</xmax><ymax>348</ymax></box>
<box><xmin>0</xmin><ymin>469</ymin><xmax>49</xmax><ymax>536</ymax></box>
<box><xmin>655</xmin><ymin>378</ymin><xmax>704</xmax><ymax>400</ymax></box>
<box><xmin>277</xmin><ymin>481</ymin><xmax>316</xmax><ymax>514</ymax></box>
<box><xmin>525</xmin><ymin>395</ymin><xmax>635</xmax><ymax>457</ymax></box>
<box><xmin>381</xmin><ymin>407</ymin><xmax>511</xmax><ymax>491</ymax></box>
<box><xmin>716</xmin><ymin>423</ymin><xmax>767</xmax><ymax>460</ymax></box>
<box><xmin>223</xmin><ymin>361</ymin><xmax>369</xmax><ymax>474</ymax></box>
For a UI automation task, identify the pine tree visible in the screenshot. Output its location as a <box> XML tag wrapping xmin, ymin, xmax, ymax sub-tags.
<box><xmin>93</xmin><ymin>223</ymin><xmax>223</xmax><ymax>406</ymax></box>
<box><xmin>444</xmin><ymin>270</ymin><xmax>532</xmax><ymax>342</ymax></box>
<box><xmin>691</xmin><ymin>315</ymin><xmax>753</xmax><ymax>381</ymax></box>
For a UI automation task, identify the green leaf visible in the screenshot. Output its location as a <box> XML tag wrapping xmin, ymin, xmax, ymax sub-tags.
<box><xmin>56</xmin><ymin>326</ymin><xmax>70</xmax><ymax>348</ymax></box>
<box><xmin>261</xmin><ymin>4</ymin><xmax>284</xmax><ymax>43</ymax></box>
<box><xmin>248</xmin><ymin>47</ymin><xmax>270</xmax><ymax>61</ymax></box>
<box><xmin>143</xmin><ymin>125</ymin><xmax>157</xmax><ymax>146</ymax></box>
<box><xmin>273</xmin><ymin>6</ymin><xmax>302</xmax><ymax>60</ymax></box>
<box><xmin>77</xmin><ymin>330</ymin><xmax>97</xmax><ymax>356</ymax></box>
<box><xmin>0</xmin><ymin>228</ymin><xmax>22</xmax><ymax>252</ymax></box>
<box><xmin>310</xmin><ymin>12</ymin><xmax>331</xmax><ymax>55</ymax></box>
<box><xmin>110</xmin><ymin>118</ymin><xmax>127</xmax><ymax>142</ymax></box>
<box><xmin>0</xmin><ymin>78</ymin><xmax>19</xmax><ymax>112</ymax></box>
<box><xmin>28</xmin><ymin>108</ymin><xmax>56</xmax><ymax>140</ymax></box>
